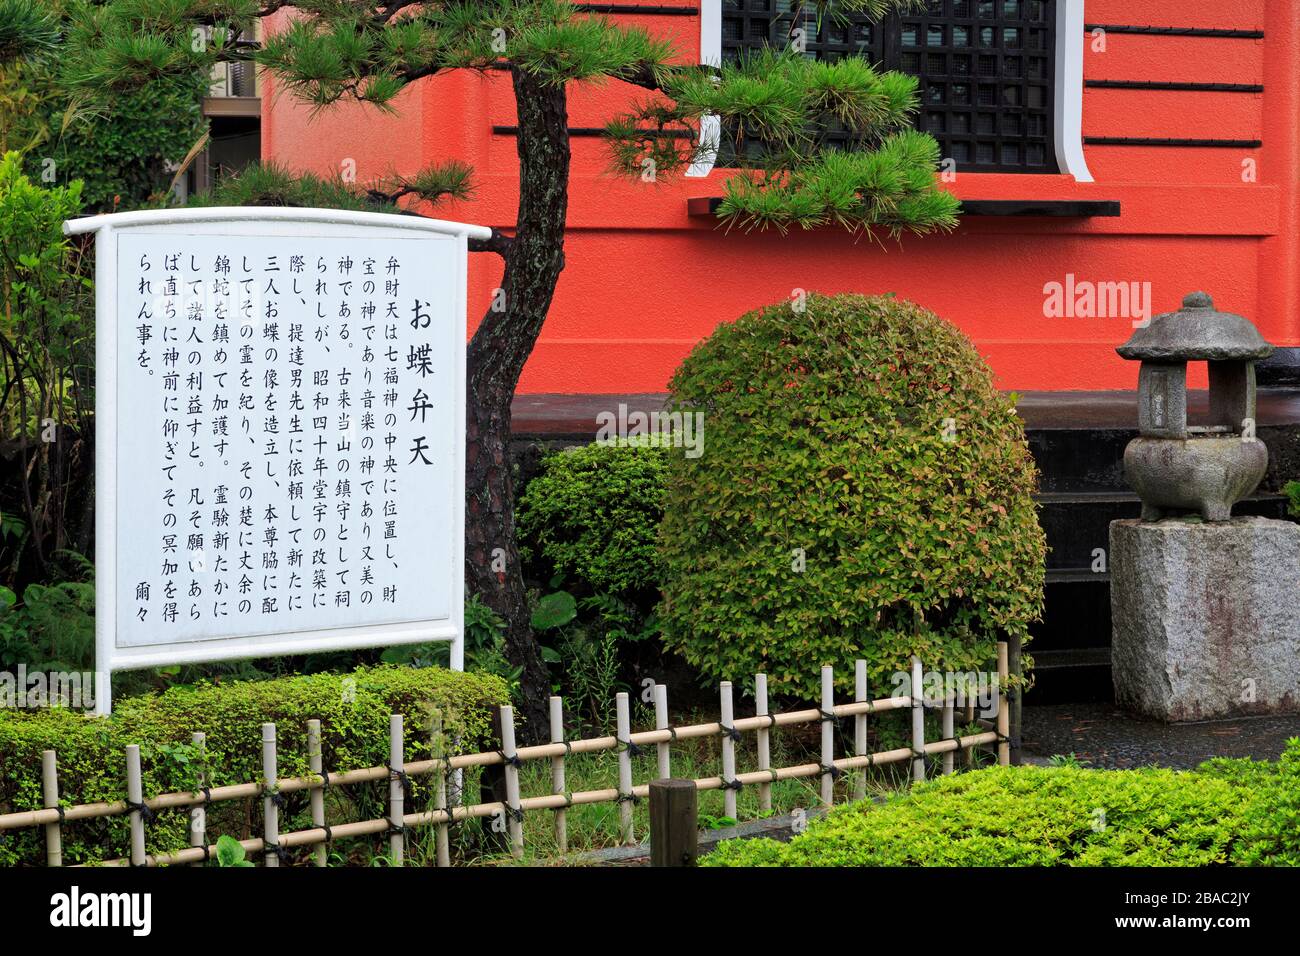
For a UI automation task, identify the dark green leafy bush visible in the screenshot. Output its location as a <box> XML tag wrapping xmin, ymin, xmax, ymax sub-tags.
<box><xmin>707</xmin><ymin>739</ymin><xmax>1300</xmax><ymax>867</ymax></box>
<box><xmin>660</xmin><ymin>293</ymin><xmax>1045</xmax><ymax>697</ymax></box>
<box><xmin>0</xmin><ymin>665</ymin><xmax>508</xmax><ymax>865</ymax></box>
<box><xmin>518</xmin><ymin>437</ymin><xmax>667</xmax><ymax>600</ymax></box>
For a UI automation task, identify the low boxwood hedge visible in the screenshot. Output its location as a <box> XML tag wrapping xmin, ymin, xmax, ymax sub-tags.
<box><xmin>0</xmin><ymin>665</ymin><xmax>509</xmax><ymax>866</ymax></box>
<box><xmin>706</xmin><ymin>739</ymin><xmax>1300</xmax><ymax>867</ymax></box>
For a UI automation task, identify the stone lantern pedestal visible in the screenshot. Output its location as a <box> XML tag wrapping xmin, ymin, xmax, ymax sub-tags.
<box><xmin>1110</xmin><ymin>293</ymin><xmax>1300</xmax><ymax>720</ymax></box>
<box><xmin>1110</xmin><ymin>517</ymin><xmax>1300</xmax><ymax>720</ymax></box>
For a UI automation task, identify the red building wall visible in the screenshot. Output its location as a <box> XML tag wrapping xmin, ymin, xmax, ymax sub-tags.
<box><xmin>262</xmin><ymin>0</ymin><xmax>1300</xmax><ymax>393</ymax></box>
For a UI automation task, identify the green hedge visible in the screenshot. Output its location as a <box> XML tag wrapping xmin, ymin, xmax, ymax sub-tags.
<box><xmin>0</xmin><ymin>665</ymin><xmax>509</xmax><ymax>866</ymax></box>
<box><xmin>659</xmin><ymin>293</ymin><xmax>1046</xmax><ymax>698</ymax></box>
<box><xmin>706</xmin><ymin>739</ymin><xmax>1300</xmax><ymax>867</ymax></box>
<box><xmin>517</xmin><ymin>436</ymin><xmax>667</xmax><ymax>599</ymax></box>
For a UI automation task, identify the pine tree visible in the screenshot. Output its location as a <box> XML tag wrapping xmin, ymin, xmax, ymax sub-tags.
<box><xmin>45</xmin><ymin>0</ymin><xmax>959</xmax><ymax>735</ymax></box>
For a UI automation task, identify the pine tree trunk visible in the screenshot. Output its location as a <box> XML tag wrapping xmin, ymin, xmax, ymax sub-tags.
<box><xmin>465</xmin><ymin>68</ymin><xmax>570</xmax><ymax>741</ymax></box>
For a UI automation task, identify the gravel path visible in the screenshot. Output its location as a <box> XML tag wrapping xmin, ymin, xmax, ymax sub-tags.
<box><xmin>1022</xmin><ymin>702</ymin><xmax>1300</xmax><ymax>769</ymax></box>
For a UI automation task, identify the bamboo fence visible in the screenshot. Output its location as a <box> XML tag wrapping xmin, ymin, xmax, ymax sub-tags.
<box><xmin>0</xmin><ymin>644</ymin><xmax>1011</xmax><ymax>866</ymax></box>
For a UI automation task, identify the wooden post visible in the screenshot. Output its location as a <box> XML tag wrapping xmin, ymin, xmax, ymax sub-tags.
<box><xmin>941</xmin><ymin>697</ymin><xmax>955</xmax><ymax>776</ymax></box>
<box><xmin>720</xmin><ymin>681</ymin><xmax>737</xmax><ymax>820</ymax></box>
<box><xmin>648</xmin><ymin>778</ymin><xmax>697</xmax><ymax>867</ymax></box>
<box><xmin>42</xmin><ymin>750</ymin><xmax>61</xmax><ymax>867</ymax></box>
<box><xmin>190</xmin><ymin>731</ymin><xmax>207</xmax><ymax>867</ymax></box>
<box><xmin>911</xmin><ymin>656</ymin><xmax>925</xmax><ymax>784</ymax></box>
<box><xmin>431</xmin><ymin>710</ymin><xmax>451</xmax><ymax>867</ymax></box>
<box><xmin>388</xmin><ymin>713</ymin><xmax>405</xmax><ymax>866</ymax></box>
<box><xmin>853</xmin><ymin>660</ymin><xmax>868</xmax><ymax>801</ymax></box>
<box><xmin>307</xmin><ymin>720</ymin><xmax>327</xmax><ymax>867</ymax></box>
<box><xmin>755</xmin><ymin>673</ymin><xmax>772</xmax><ymax>813</ymax></box>
<box><xmin>1008</xmin><ymin>634</ymin><xmax>1023</xmax><ymax>766</ymax></box>
<box><xmin>126</xmin><ymin>744</ymin><xmax>146</xmax><ymax>867</ymax></box>
<box><xmin>653</xmin><ymin>683</ymin><xmax>671</xmax><ymax>779</ymax></box>
<box><xmin>820</xmin><ymin>665</ymin><xmax>835</xmax><ymax>807</ymax></box>
<box><xmin>996</xmin><ymin>641</ymin><xmax>1011</xmax><ymax>767</ymax></box>
<box><xmin>480</xmin><ymin>709</ymin><xmax>508</xmax><ymax>854</ymax></box>
<box><xmin>262</xmin><ymin>722</ymin><xmax>279</xmax><ymax>867</ymax></box>
<box><xmin>615</xmin><ymin>692</ymin><xmax>634</xmax><ymax>845</ymax></box>
<box><xmin>500</xmin><ymin>705</ymin><xmax>524</xmax><ymax>858</ymax></box>
<box><xmin>549</xmin><ymin>695</ymin><xmax>568</xmax><ymax>854</ymax></box>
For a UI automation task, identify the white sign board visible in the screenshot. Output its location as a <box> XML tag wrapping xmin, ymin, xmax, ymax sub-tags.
<box><xmin>64</xmin><ymin>209</ymin><xmax>491</xmax><ymax>713</ymax></box>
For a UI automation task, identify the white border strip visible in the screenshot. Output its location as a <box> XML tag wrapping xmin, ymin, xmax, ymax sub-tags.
<box><xmin>64</xmin><ymin>205</ymin><xmax>493</xmax><ymax>241</ymax></box>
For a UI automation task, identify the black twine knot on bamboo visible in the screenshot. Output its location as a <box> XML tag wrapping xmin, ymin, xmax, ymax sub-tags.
<box><xmin>386</xmin><ymin>821</ymin><xmax>408</xmax><ymax>838</ymax></box>
<box><xmin>495</xmin><ymin>750</ymin><xmax>523</xmax><ymax>768</ymax></box>
<box><xmin>505</xmin><ymin>806</ymin><xmax>524</xmax><ymax>824</ymax></box>
<box><xmin>266</xmin><ymin>788</ymin><xmax>286</xmax><ymax>810</ymax></box>
<box><xmin>316</xmin><ymin>771</ymin><xmax>330</xmax><ymax>790</ymax></box>
<box><xmin>319</xmin><ymin>823</ymin><xmax>333</xmax><ymax>844</ymax></box>
<box><xmin>721</xmin><ymin>778</ymin><xmax>743</xmax><ymax>792</ymax></box>
<box><xmin>719</xmin><ymin>724</ymin><xmax>741</xmax><ymax>743</ymax></box>
<box><xmin>617</xmin><ymin>791</ymin><xmax>639</xmax><ymax>805</ymax></box>
<box><xmin>819</xmin><ymin>764</ymin><xmax>841</xmax><ymax>780</ymax></box>
<box><xmin>263</xmin><ymin>840</ymin><xmax>291</xmax><ymax>865</ymax></box>
<box><xmin>52</xmin><ymin>805</ymin><xmax>66</xmax><ymax>826</ymax></box>
<box><xmin>389</xmin><ymin>765</ymin><xmax>412</xmax><ymax>797</ymax></box>
<box><xmin>197</xmin><ymin>785</ymin><xmax>213</xmax><ymax>808</ymax></box>
<box><xmin>819</xmin><ymin>709</ymin><xmax>837</xmax><ymax>724</ymax></box>
<box><xmin>617</xmin><ymin>738</ymin><xmax>643</xmax><ymax>758</ymax></box>
<box><xmin>126</xmin><ymin>799</ymin><xmax>156</xmax><ymax>823</ymax></box>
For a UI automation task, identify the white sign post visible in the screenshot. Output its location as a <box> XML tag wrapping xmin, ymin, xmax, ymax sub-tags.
<box><xmin>63</xmin><ymin>208</ymin><xmax>490</xmax><ymax>715</ymax></box>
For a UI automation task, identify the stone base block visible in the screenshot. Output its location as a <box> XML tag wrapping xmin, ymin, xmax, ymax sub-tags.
<box><xmin>1110</xmin><ymin>516</ymin><xmax>1300</xmax><ymax>721</ymax></box>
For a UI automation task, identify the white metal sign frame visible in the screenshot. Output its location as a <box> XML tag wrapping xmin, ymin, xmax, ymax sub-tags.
<box><xmin>63</xmin><ymin>207</ymin><xmax>490</xmax><ymax>714</ymax></box>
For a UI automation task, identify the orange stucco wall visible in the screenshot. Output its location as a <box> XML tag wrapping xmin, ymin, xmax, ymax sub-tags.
<box><xmin>262</xmin><ymin>0</ymin><xmax>1300</xmax><ymax>393</ymax></box>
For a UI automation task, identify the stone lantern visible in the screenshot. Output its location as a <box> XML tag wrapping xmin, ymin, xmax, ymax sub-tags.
<box><xmin>1110</xmin><ymin>291</ymin><xmax>1300</xmax><ymax>723</ymax></box>
<box><xmin>1115</xmin><ymin>291</ymin><xmax>1273</xmax><ymax>521</ymax></box>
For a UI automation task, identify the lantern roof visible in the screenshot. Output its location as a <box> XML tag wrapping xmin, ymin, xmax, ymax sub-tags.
<box><xmin>1117</xmin><ymin>292</ymin><xmax>1273</xmax><ymax>362</ymax></box>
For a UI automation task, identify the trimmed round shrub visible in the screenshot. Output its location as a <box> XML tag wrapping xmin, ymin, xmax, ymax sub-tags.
<box><xmin>518</xmin><ymin>437</ymin><xmax>667</xmax><ymax>598</ymax></box>
<box><xmin>704</xmin><ymin>753</ymin><xmax>1297</xmax><ymax>867</ymax></box>
<box><xmin>659</xmin><ymin>293</ymin><xmax>1045</xmax><ymax>697</ymax></box>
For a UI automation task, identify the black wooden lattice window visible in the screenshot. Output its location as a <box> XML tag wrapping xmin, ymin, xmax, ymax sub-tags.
<box><xmin>719</xmin><ymin>0</ymin><xmax>1057</xmax><ymax>173</ymax></box>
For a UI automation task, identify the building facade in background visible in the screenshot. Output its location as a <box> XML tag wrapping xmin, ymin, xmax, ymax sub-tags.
<box><xmin>260</xmin><ymin>0</ymin><xmax>1300</xmax><ymax>395</ymax></box>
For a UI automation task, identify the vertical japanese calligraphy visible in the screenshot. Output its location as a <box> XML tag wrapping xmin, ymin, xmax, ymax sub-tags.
<box><xmin>114</xmin><ymin>232</ymin><xmax>459</xmax><ymax>648</ymax></box>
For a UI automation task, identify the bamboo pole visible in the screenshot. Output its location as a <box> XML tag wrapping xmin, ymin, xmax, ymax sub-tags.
<box><xmin>0</xmin><ymin>693</ymin><xmax>925</xmax><ymax>835</ymax></box>
<box><xmin>755</xmin><ymin>673</ymin><xmax>771</xmax><ymax>813</ymax></box>
<box><xmin>720</xmin><ymin>681</ymin><xmax>737</xmax><ymax>820</ymax></box>
<box><xmin>86</xmin><ymin>731</ymin><xmax>1005</xmax><ymax>868</ymax></box>
<box><xmin>820</xmin><ymin>666</ymin><xmax>834</xmax><ymax>807</ymax></box>
<box><xmin>941</xmin><ymin>697</ymin><xmax>955</xmax><ymax>776</ymax></box>
<box><xmin>499</xmin><ymin>705</ymin><xmax>523</xmax><ymax>857</ymax></box>
<box><xmin>549</xmin><ymin>696</ymin><xmax>567</xmax><ymax>854</ymax></box>
<box><xmin>853</xmin><ymin>660</ymin><xmax>868</xmax><ymax>801</ymax></box>
<box><xmin>996</xmin><ymin>641</ymin><xmax>1010</xmax><ymax>767</ymax></box>
<box><xmin>653</xmin><ymin>684</ymin><xmax>671</xmax><ymax>779</ymax></box>
<box><xmin>190</xmin><ymin>732</ymin><xmax>207</xmax><ymax>867</ymax></box>
<box><xmin>388</xmin><ymin>714</ymin><xmax>404</xmax><ymax>866</ymax></box>
<box><xmin>262</xmin><ymin>723</ymin><xmax>279</xmax><ymax>867</ymax></box>
<box><xmin>431</xmin><ymin>711</ymin><xmax>450</xmax><ymax>867</ymax></box>
<box><xmin>615</xmin><ymin>692</ymin><xmax>634</xmax><ymax>845</ymax></box>
<box><xmin>126</xmin><ymin>744</ymin><xmax>146</xmax><ymax>867</ymax></box>
<box><xmin>911</xmin><ymin>657</ymin><xmax>925</xmax><ymax>784</ymax></box>
<box><xmin>964</xmin><ymin>701</ymin><xmax>976</xmax><ymax>768</ymax></box>
<box><xmin>42</xmin><ymin>750</ymin><xmax>61</xmax><ymax>867</ymax></box>
<box><xmin>307</xmin><ymin>720</ymin><xmax>327</xmax><ymax>867</ymax></box>
<box><xmin>2</xmin><ymin>693</ymin><xmax>927</xmax><ymax>838</ymax></box>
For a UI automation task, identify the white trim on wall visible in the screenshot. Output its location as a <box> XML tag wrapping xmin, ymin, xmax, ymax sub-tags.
<box><xmin>685</xmin><ymin>0</ymin><xmax>723</xmax><ymax>177</ymax></box>
<box><xmin>1056</xmin><ymin>0</ymin><xmax>1094</xmax><ymax>181</ymax></box>
<box><xmin>691</xmin><ymin>0</ymin><xmax>1093</xmax><ymax>182</ymax></box>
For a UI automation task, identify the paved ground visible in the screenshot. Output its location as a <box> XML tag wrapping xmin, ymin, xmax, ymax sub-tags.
<box><xmin>1022</xmin><ymin>702</ymin><xmax>1300</xmax><ymax>769</ymax></box>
